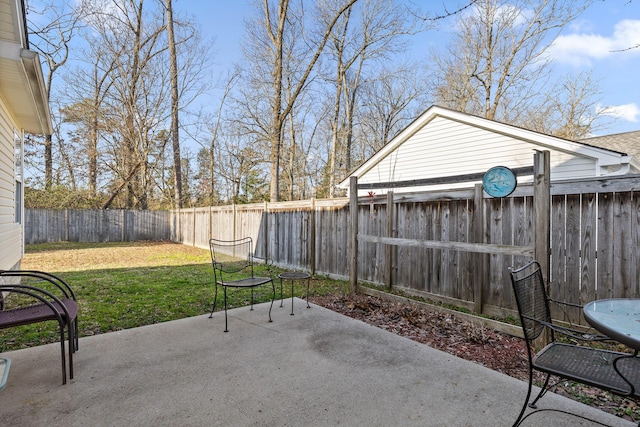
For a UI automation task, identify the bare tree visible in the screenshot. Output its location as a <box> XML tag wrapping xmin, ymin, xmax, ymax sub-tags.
<box><xmin>242</xmin><ymin>0</ymin><xmax>358</xmax><ymax>202</ymax></box>
<box><xmin>26</xmin><ymin>0</ymin><xmax>84</xmax><ymax>189</ymax></box>
<box><xmin>524</xmin><ymin>71</ymin><xmax>605</xmax><ymax>139</ymax></box>
<box><xmin>431</xmin><ymin>0</ymin><xmax>592</xmax><ymax>126</ymax></box>
<box><xmin>97</xmin><ymin>0</ymin><xmax>167</xmax><ymax>208</ymax></box>
<box><xmin>322</xmin><ymin>0</ymin><xmax>415</xmax><ymax>197</ymax></box>
<box><xmin>195</xmin><ymin>68</ymin><xmax>240</xmax><ymax>206</ymax></box>
<box><xmin>62</xmin><ymin>0</ymin><xmax>211</xmax><ymax>209</ymax></box>
<box><xmin>357</xmin><ymin>65</ymin><xmax>428</xmax><ymax>159</ymax></box>
<box><xmin>61</xmin><ymin>39</ymin><xmax>117</xmax><ymax>195</ymax></box>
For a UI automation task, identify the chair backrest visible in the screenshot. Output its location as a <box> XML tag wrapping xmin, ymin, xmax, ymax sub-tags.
<box><xmin>209</xmin><ymin>237</ymin><xmax>255</xmax><ymax>277</ymax></box>
<box><xmin>509</xmin><ymin>260</ymin><xmax>553</xmax><ymax>343</ymax></box>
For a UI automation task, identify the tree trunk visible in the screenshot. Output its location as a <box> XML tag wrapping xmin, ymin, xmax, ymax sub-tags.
<box><xmin>166</xmin><ymin>0</ymin><xmax>183</xmax><ymax>209</ymax></box>
<box><xmin>89</xmin><ymin>107</ymin><xmax>98</xmax><ymax>195</ymax></box>
<box><xmin>44</xmin><ymin>134</ymin><xmax>53</xmax><ymax>189</ymax></box>
<box><xmin>267</xmin><ymin>0</ymin><xmax>288</xmax><ymax>202</ymax></box>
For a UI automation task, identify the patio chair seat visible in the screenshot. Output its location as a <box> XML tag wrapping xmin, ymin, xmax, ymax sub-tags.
<box><xmin>215</xmin><ymin>276</ymin><xmax>272</xmax><ymax>288</ymax></box>
<box><xmin>0</xmin><ymin>299</ymin><xmax>78</xmax><ymax>328</ymax></box>
<box><xmin>534</xmin><ymin>342</ymin><xmax>640</xmax><ymax>397</ymax></box>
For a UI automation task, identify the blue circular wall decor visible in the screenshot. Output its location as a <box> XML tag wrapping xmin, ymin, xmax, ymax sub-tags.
<box><xmin>482</xmin><ymin>166</ymin><xmax>517</xmax><ymax>198</ymax></box>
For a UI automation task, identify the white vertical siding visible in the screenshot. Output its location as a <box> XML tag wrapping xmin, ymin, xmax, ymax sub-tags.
<box><xmin>358</xmin><ymin>116</ymin><xmax>597</xmax><ymax>193</ymax></box>
<box><xmin>0</xmin><ymin>96</ymin><xmax>22</xmax><ymax>270</ymax></box>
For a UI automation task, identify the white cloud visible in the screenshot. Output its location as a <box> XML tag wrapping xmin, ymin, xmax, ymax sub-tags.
<box><xmin>550</xmin><ymin>19</ymin><xmax>640</xmax><ymax>66</ymax></box>
<box><xmin>597</xmin><ymin>103</ymin><xmax>640</xmax><ymax>123</ymax></box>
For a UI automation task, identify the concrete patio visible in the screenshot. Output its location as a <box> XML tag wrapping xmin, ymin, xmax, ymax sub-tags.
<box><xmin>0</xmin><ymin>299</ymin><xmax>634</xmax><ymax>426</ymax></box>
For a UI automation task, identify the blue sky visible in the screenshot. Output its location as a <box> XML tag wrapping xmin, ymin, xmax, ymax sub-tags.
<box><xmin>185</xmin><ymin>0</ymin><xmax>640</xmax><ymax>137</ymax></box>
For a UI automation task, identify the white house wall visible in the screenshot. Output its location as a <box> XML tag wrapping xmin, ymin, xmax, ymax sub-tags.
<box><xmin>357</xmin><ymin>116</ymin><xmax>598</xmax><ymax>195</ymax></box>
<box><xmin>0</xmin><ymin>95</ymin><xmax>22</xmax><ymax>270</ymax></box>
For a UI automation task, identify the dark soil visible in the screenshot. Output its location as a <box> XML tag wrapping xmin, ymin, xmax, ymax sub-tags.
<box><xmin>310</xmin><ymin>293</ymin><xmax>639</xmax><ymax>423</ymax></box>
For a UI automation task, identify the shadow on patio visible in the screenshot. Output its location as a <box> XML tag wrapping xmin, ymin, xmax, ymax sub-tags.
<box><xmin>0</xmin><ymin>300</ymin><xmax>633</xmax><ymax>426</ymax></box>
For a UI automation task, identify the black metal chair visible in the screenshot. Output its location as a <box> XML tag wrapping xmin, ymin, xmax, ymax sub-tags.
<box><xmin>208</xmin><ymin>237</ymin><xmax>275</xmax><ymax>332</ymax></box>
<box><xmin>0</xmin><ymin>270</ymin><xmax>79</xmax><ymax>385</ymax></box>
<box><xmin>509</xmin><ymin>260</ymin><xmax>640</xmax><ymax>426</ymax></box>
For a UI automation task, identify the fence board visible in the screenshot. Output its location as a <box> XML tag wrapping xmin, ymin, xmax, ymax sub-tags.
<box><xmin>597</xmin><ymin>193</ymin><xmax>614</xmax><ymax>299</ymax></box>
<box><xmin>440</xmin><ymin>201</ymin><xmax>453</xmax><ymax>299</ymax></box>
<box><xmin>549</xmin><ymin>195</ymin><xmax>566</xmax><ymax>321</ymax></box>
<box><xmin>580</xmin><ymin>193</ymin><xmax>597</xmax><ymax>305</ymax></box>
<box><xmin>564</xmin><ymin>194</ymin><xmax>582</xmax><ymax>322</ymax></box>
<box><xmin>486</xmin><ymin>198</ymin><xmax>503</xmax><ymax>309</ymax></box>
<box><xmin>613</xmin><ymin>192</ymin><xmax>633</xmax><ymax>298</ymax></box>
<box><xmin>634</xmin><ymin>194</ymin><xmax>640</xmax><ymax>297</ymax></box>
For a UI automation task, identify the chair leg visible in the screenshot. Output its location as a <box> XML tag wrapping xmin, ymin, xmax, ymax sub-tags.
<box><xmin>68</xmin><ymin>323</ymin><xmax>74</xmax><ymax>380</ymax></box>
<box><xmin>59</xmin><ymin>327</ymin><xmax>67</xmax><ymax>385</ymax></box>
<box><xmin>73</xmin><ymin>318</ymin><xmax>79</xmax><ymax>352</ymax></box>
<box><xmin>209</xmin><ymin>283</ymin><xmax>218</xmax><ymax>318</ymax></box>
<box><xmin>513</xmin><ymin>365</ymin><xmax>535</xmax><ymax>427</ymax></box>
<box><xmin>268</xmin><ymin>281</ymin><xmax>275</xmax><ymax>323</ymax></box>
<box><xmin>223</xmin><ymin>287</ymin><xmax>229</xmax><ymax>333</ymax></box>
<box><xmin>529</xmin><ymin>373</ymin><xmax>551</xmax><ymax>409</ymax></box>
<box><xmin>279</xmin><ymin>277</ymin><xmax>284</xmax><ymax>308</ymax></box>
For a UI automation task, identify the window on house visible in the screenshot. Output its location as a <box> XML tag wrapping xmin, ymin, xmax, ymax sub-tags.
<box><xmin>14</xmin><ymin>130</ymin><xmax>23</xmax><ymax>224</ymax></box>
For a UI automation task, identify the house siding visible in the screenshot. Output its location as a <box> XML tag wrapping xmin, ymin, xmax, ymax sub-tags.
<box><xmin>0</xmin><ymin>95</ymin><xmax>22</xmax><ymax>270</ymax></box>
<box><xmin>357</xmin><ymin>116</ymin><xmax>598</xmax><ymax>194</ymax></box>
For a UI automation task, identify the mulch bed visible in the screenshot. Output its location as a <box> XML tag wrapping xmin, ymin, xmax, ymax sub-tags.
<box><xmin>310</xmin><ymin>293</ymin><xmax>639</xmax><ymax>423</ymax></box>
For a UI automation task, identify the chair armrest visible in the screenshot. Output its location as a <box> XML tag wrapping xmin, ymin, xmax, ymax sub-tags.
<box><xmin>547</xmin><ymin>322</ymin><xmax>612</xmax><ymax>342</ymax></box>
<box><xmin>548</xmin><ymin>298</ymin><xmax>582</xmax><ymax>309</ymax></box>
<box><xmin>546</xmin><ymin>297</ymin><xmax>612</xmax><ymax>341</ymax></box>
<box><xmin>521</xmin><ymin>313</ymin><xmax>612</xmax><ymax>342</ymax></box>
<box><xmin>0</xmin><ymin>270</ymin><xmax>76</xmax><ymax>301</ymax></box>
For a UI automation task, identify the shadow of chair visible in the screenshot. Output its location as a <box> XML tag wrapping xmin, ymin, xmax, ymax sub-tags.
<box><xmin>208</xmin><ymin>237</ymin><xmax>275</xmax><ymax>332</ymax></box>
<box><xmin>0</xmin><ymin>270</ymin><xmax>79</xmax><ymax>385</ymax></box>
<box><xmin>509</xmin><ymin>260</ymin><xmax>640</xmax><ymax>426</ymax></box>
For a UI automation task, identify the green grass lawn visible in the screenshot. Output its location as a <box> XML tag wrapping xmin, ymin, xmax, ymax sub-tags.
<box><xmin>0</xmin><ymin>241</ymin><xmax>348</xmax><ymax>352</ymax></box>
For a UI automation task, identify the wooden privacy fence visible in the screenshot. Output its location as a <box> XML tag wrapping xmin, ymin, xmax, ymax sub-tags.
<box><xmin>26</xmin><ymin>164</ymin><xmax>640</xmax><ymax>324</ymax></box>
<box><xmin>24</xmin><ymin>209</ymin><xmax>170</xmax><ymax>243</ymax></box>
<box><xmin>173</xmin><ymin>159</ymin><xmax>640</xmax><ymax>325</ymax></box>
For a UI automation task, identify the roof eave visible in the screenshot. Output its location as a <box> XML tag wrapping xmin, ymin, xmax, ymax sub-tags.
<box><xmin>19</xmin><ymin>49</ymin><xmax>53</xmax><ymax>135</ymax></box>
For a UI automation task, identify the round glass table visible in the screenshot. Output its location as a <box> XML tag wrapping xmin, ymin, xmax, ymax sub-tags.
<box><xmin>277</xmin><ymin>271</ymin><xmax>311</xmax><ymax>315</ymax></box>
<box><xmin>583</xmin><ymin>299</ymin><xmax>640</xmax><ymax>351</ymax></box>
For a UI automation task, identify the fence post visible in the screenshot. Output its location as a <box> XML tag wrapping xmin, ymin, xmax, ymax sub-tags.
<box><xmin>191</xmin><ymin>206</ymin><xmax>196</xmax><ymax>246</ymax></box>
<box><xmin>473</xmin><ymin>184</ymin><xmax>484</xmax><ymax>314</ymax></box>
<box><xmin>385</xmin><ymin>191</ymin><xmax>395</xmax><ymax>289</ymax></box>
<box><xmin>263</xmin><ymin>201</ymin><xmax>269</xmax><ymax>260</ymax></box>
<box><xmin>209</xmin><ymin>205</ymin><xmax>213</xmax><ymax>241</ymax></box>
<box><xmin>350</xmin><ymin>176</ymin><xmax>359</xmax><ymax>293</ymax></box>
<box><xmin>534</xmin><ymin>150</ymin><xmax>551</xmax><ymax>285</ymax></box>
<box><xmin>232</xmin><ymin>203</ymin><xmax>237</xmax><ymax>241</ymax></box>
<box><xmin>121</xmin><ymin>209</ymin><xmax>125</xmax><ymax>242</ymax></box>
<box><xmin>64</xmin><ymin>208</ymin><xmax>69</xmax><ymax>242</ymax></box>
<box><xmin>310</xmin><ymin>198</ymin><xmax>316</xmax><ymax>274</ymax></box>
